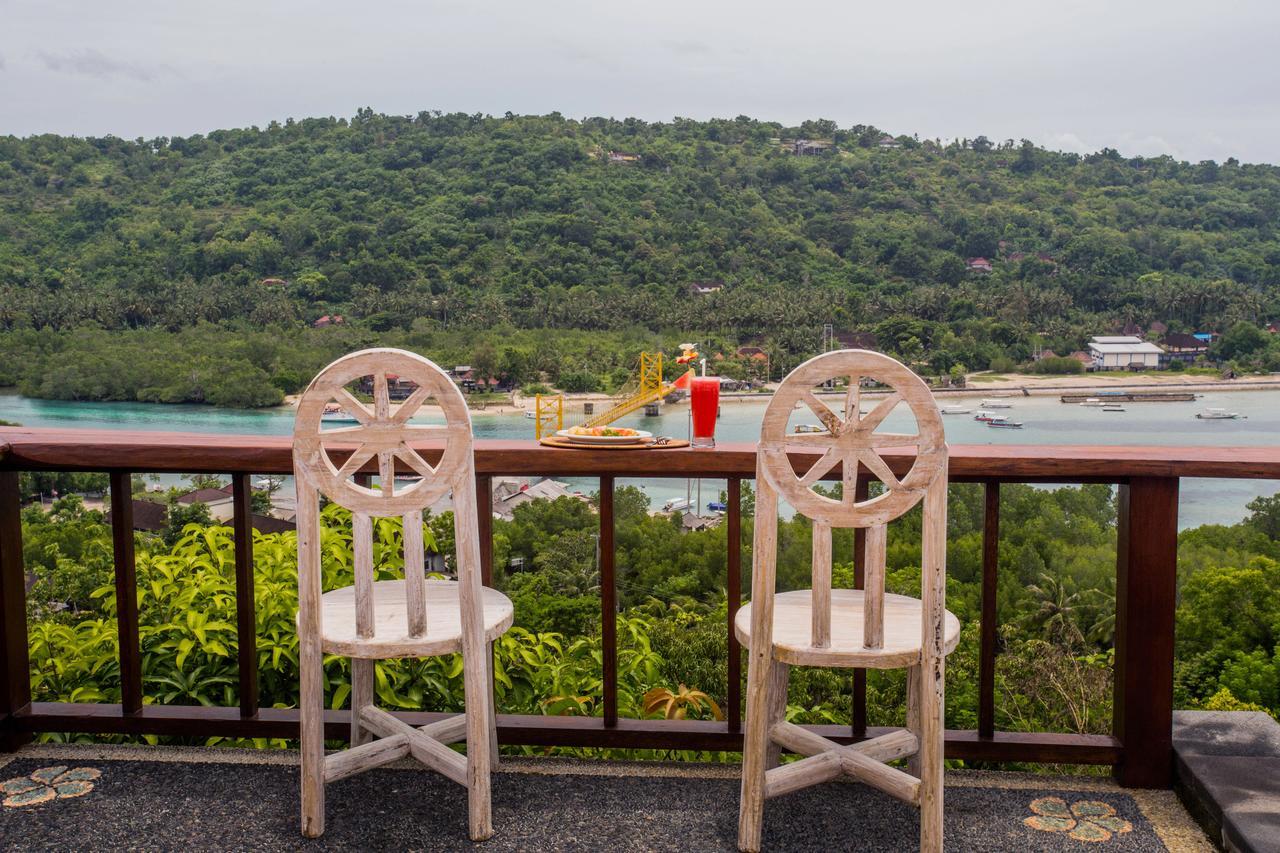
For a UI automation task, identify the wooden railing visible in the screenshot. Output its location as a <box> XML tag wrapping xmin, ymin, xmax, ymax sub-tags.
<box><xmin>3</xmin><ymin>428</ymin><xmax>1277</xmax><ymax>787</ymax></box>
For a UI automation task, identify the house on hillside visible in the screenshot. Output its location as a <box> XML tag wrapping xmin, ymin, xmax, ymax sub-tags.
<box><xmin>1160</xmin><ymin>332</ymin><xmax>1210</xmax><ymax>365</ymax></box>
<box><xmin>176</xmin><ymin>487</ymin><xmax>236</xmax><ymax>522</ymax></box>
<box><xmin>313</xmin><ymin>314</ymin><xmax>345</xmax><ymax>328</ymax></box>
<box><xmin>833</xmin><ymin>330</ymin><xmax>879</xmax><ymax>351</ymax></box>
<box><xmin>736</xmin><ymin>346</ymin><xmax>768</xmax><ymax>361</ymax></box>
<box><xmin>680</xmin><ymin>512</ymin><xmax>722</xmax><ymax>532</ymax></box>
<box><xmin>1067</xmin><ymin>350</ymin><xmax>1094</xmax><ymax>369</ymax></box>
<box><xmin>356</xmin><ymin>373</ymin><xmax>417</xmax><ymax>399</ymax></box>
<box><xmin>1087</xmin><ymin>335</ymin><xmax>1164</xmax><ymax>371</ymax></box>
<box><xmin>106</xmin><ymin>499</ymin><xmax>168</xmax><ymax>533</ymax></box>
<box><xmin>966</xmin><ymin>257</ymin><xmax>993</xmax><ymax>273</ymax></box>
<box><xmin>876</xmin><ymin>135</ymin><xmax>901</xmax><ymax>149</ymax></box>
<box><xmin>260</xmin><ymin>278</ymin><xmax>288</xmax><ymax>287</ymax></box>
<box><xmin>1147</xmin><ymin>320</ymin><xmax>1168</xmax><ymax>336</ymax></box>
<box><xmin>608</xmin><ymin>151</ymin><xmax>641</xmax><ymax>164</ymax></box>
<box><xmin>688</xmin><ymin>280</ymin><xmax>724</xmax><ymax>295</ymax></box>
<box><xmin>1032</xmin><ymin>349</ymin><xmax>1060</xmax><ymax>362</ymax></box>
<box><xmin>790</xmin><ymin>139</ymin><xmax>833</xmax><ymax>156</ymax></box>
<box><xmin>491</xmin><ymin>478</ymin><xmax>585</xmax><ymax>520</ymax></box>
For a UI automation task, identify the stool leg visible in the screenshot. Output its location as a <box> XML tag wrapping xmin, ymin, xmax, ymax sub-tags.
<box><xmin>299</xmin><ymin>636</ymin><xmax>325</xmax><ymax>838</ymax></box>
<box><xmin>738</xmin><ymin>647</ymin><xmax>774</xmax><ymax>852</ymax></box>
<box><xmin>763</xmin><ymin>662</ymin><xmax>790</xmax><ymax>770</ymax></box>
<box><xmin>351</xmin><ymin>658</ymin><xmax>375</xmax><ymax>747</ymax></box>
<box><xmin>918</xmin><ymin>656</ymin><xmax>945</xmax><ymax>853</ymax></box>
<box><xmin>906</xmin><ymin>664</ymin><xmax>922</xmax><ymax>779</ymax></box>
<box><xmin>487</xmin><ymin>640</ymin><xmax>500</xmax><ymax>771</ymax></box>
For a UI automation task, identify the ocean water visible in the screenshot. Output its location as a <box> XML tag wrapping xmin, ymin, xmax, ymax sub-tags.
<box><xmin>3</xmin><ymin>388</ymin><xmax>1277</xmax><ymax>529</ymax></box>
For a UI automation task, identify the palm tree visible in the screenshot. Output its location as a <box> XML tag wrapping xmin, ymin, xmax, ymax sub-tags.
<box><xmin>1023</xmin><ymin>572</ymin><xmax>1086</xmax><ymax>644</ymax></box>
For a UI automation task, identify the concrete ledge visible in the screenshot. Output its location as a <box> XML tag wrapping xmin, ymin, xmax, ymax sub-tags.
<box><xmin>1173</xmin><ymin>710</ymin><xmax>1280</xmax><ymax>853</ymax></box>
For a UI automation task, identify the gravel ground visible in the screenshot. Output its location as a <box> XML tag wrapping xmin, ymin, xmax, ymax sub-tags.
<box><xmin>0</xmin><ymin>755</ymin><xmax>1177</xmax><ymax>851</ymax></box>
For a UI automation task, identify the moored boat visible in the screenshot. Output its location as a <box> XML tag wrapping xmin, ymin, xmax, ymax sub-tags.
<box><xmin>941</xmin><ymin>405</ymin><xmax>972</xmax><ymax>415</ymax></box>
<box><xmin>973</xmin><ymin>410</ymin><xmax>999</xmax><ymax>422</ymax></box>
<box><xmin>1196</xmin><ymin>408</ymin><xmax>1241</xmax><ymax>420</ymax></box>
<box><xmin>980</xmin><ymin>398</ymin><xmax>1013</xmax><ymax>409</ymax></box>
<box><xmin>986</xmin><ymin>416</ymin><xmax>1024</xmax><ymax>429</ymax></box>
<box><xmin>321</xmin><ymin>403</ymin><xmax>361</xmax><ymax>423</ymax></box>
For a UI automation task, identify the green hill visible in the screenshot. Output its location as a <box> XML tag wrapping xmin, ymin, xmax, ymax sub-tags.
<box><xmin>2</xmin><ymin>110</ymin><xmax>1279</xmax><ymax>405</ymax></box>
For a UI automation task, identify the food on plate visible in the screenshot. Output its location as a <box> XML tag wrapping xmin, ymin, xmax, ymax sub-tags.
<box><xmin>566</xmin><ymin>426</ymin><xmax>640</xmax><ymax>437</ymax></box>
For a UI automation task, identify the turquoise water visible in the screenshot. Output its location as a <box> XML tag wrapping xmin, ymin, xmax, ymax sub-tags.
<box><xmin>3</xmin><ymin>389</ymin><xmax>1278</xmax><ymax>528</ymax></box>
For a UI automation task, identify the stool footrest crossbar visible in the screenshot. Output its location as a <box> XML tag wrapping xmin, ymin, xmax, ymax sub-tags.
<box><xmin>764</xmin><ymin>723</ymin><xmax>921</xmax><ymax>804</ymax></box>
<box><xmin>324</xmin><ymin>708</ymin><xmax>470</xmax><ymax>786</ymax></box>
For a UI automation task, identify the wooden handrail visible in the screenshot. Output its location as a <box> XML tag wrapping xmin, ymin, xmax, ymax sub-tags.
<box><xmin>2</xmin><ymin>427</ymin><xmax>1280</xmax><ymax>480</ymax></box>
<box><xmin>0</xmin><ymin>425</ymin><xmax>1235</xmax><ymax>786</ymax></box>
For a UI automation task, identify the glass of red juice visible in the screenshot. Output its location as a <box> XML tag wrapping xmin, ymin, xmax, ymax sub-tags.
<box><xmin>690</xmin><ymin>376</ymin><xmax>720</xmax><ymax>448</ymax></box>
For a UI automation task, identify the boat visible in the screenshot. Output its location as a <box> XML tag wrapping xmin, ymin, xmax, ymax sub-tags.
<box><xmin>1102</xmin><ymin>404</ymin><xmax>1126</xmax><ymax>412</ymax></box>
<box><xmin>940</xmin><ymin>405</ymin><xmax>972</xmax><ymax>415</ymax></box>
<box><xmin>706</xmin><ymin>501</ymin><xmax>727</xmax><ymax>513</ymax></box>
<box><xmin>662</xmin><ymin>497</ymin><xmax>693</xmax><ymax>512</ymax></box>
<box><xmin>1079</xmin><ymin>398</ymin><xmax>1105</xmax><ymax>407</ymax></box>
<box><xmin>524</xmin><ymin>410</ymin><xmax>537</xmax><ymax>419</ymax></box>
<box><xmin>1196</xmin><ymin>408</ymin><xmax>1241</xmax><ymax>420</ymax></box>
<box><xmin>321</xmin><ymin>403</ymin><xmax>361</xmax><ymax>423</ymax></box>
<box><xmin>973</xmin><ymin>410</ymin><xmax>1000</xmax><ymax>422</ymax></box>
<box><xmin>986</xmin><ymin>416</ymin><xmax>1024</xmax><ymax>429</ymax></box>
<box><xmin>980</xmin><ymin>398</ymin><xmax>1013</xmax><ymax>409</ymax></box>
<box><xmin>794</xmin><ymin>423</ymin><xmax>827</xmax><ymax>433</ymax></box>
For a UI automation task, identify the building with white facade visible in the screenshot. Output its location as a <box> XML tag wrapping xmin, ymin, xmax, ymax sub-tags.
<box><xmin>1086</xmin><ymin>336</ymin><xmax>1164</xmax><ymax>370</ymax></box>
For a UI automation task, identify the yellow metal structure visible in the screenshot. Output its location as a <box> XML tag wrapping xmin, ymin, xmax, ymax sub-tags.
<box><xmin>584</xmin><ymin>353</ymin><xmax>694</xmax><ymax>428</ymax></box>
<box><xmin>534</xmin><ymin>352</ymin><xmax>694</xmax><ymax>437</ymax></box>
<box><xmin>534</xmin><ymin>394</ymin><xmax>563</xmax><ymax>440</ymax></box>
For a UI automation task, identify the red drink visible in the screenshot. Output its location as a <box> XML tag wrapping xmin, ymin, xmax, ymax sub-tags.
<box><xmin>690</xmin><ymin>376</ymin><xmax>720</xmax><ymax>448</ymax></box>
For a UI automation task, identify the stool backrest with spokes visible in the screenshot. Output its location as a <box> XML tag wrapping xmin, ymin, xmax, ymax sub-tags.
<box><xmin>292</xmin><ymin>347</ymin><xmax>479</xmax><ymax>641</ymax></box>
<box><xmin>756</xmin><ymin>348</ymin><xmax>948</xmax><ymax>652</ymax></box>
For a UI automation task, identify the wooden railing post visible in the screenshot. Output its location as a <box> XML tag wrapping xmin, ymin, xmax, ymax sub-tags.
<box><xmin>109</xmin><ymin>472</ymin><xmax>143</xmax><ymax>715</ymax></box>
<box><xmin>1113</xmin><ymin>477</ymin><xmax>1178</xmax><ymax>788</ymax></box>
<box><xmin>231</xmin><ymin>474</ymin><xmax>259</xmax><ymax>718</ymax></box>
<box><xmin>978</xmin><ymin>482</ymin><xmax>1000</xmax><ymax>739</ymax></box>
<box><xmin>0</xmin><ymin>471</ymin><xmax>32</xmax><ymax>751</ymax></box>
<box><xmin>726</xmin><ymin>477</ymin><xmax>742</xmax><ymax>733</ymax></box>
<box><xmin>599</xmin><ymin>476</ymin><xmax>617</xmax><ymax>727</ymax></box>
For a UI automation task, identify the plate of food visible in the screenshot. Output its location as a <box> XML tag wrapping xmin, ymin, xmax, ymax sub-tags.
<box><xmin>557</xmin><ymin>426</ymin><xmax>652</xmax><ymax>445</ymax></box>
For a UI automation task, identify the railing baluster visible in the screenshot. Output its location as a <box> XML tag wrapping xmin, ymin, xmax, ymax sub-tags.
<box><xmin>231</xmin><ymin>474</ymin><xmax>259</xmax><ymax>718</ymax></box>
<box><xmin>599</xmin><ymin>476</ymin><xmax>617</xmax><ymax>727</ymax></box>
<box><xmin>852</xmin><ymin>472</ymin><xmax>868</xmax><ymax>739</ymax></box>
<box><xmin>476</xmin><ymin>474</ymin><xmax>493</xmax><ymax>586</ymax></box>
<box><xmin>109</xmin><ymin>472</ymin><xmax>143</xmax><ymax>715</ymax></box>
<box><xmin>1114</xmin><ymin>477</ymin><xmax>1178</xmax><ymax>788</ymax></box>
<box><xmin>726</xmin><ymin>477</ymin><xmax>742</xmax><ymax>733</ymax></box>
<box><xmin>0</xmin><ymin>470</ymin><xmax>32</xmax><ymax>751</ymax></box>
<box><xmin>978</xmin><ymin>481</ymin><xmax>1000</xmax><ymax>739</ymax></box>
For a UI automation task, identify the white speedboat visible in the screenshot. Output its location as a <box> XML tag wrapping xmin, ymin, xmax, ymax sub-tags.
<box><xmin>524</xmin><ymin>410</ymin><xmax>537</xmax><ymax>419</ymax></box>
<box><xmin>662</xmin><ymin>497</ymin><xmax>693</xmax><ymax>512</ymax></box>
<box><xmin>794</xmin><ymin>423</ymin><xmax>826</xmax><ymax>433</ymax></box>
<box><xmin>1196</xmin><ymin>408</ymin><xmax>1241</xmax><ymax>420</ymax></box>
<box><xmin>321</xmin><ymin>404</ymin><xmax>361</xmax><ymax>423</ymax></box>
<box><xmin>980</xmin><ymin>398</ymin><xmax>1013</xmax><ymax>409</ymax></box>
<box><xmin>941</xmin><ymin>405</ymin><xmax>972</xmax><ymax>415</ymax></box>
<box><xmin>1079</xmin><ymin>398</ymin><xmax>1105</xmax><ymax>407</ymax></box>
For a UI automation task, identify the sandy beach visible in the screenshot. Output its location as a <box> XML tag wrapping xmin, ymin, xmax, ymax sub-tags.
<box><xmin>284</xmin><ymin>371</ymin><xmax>1280</xmax><ymax>417</ymax></box>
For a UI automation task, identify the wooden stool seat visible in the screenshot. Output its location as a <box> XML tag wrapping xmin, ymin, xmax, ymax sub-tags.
<box><xmin>735</xmin><ymin>589</ymin><xmax>960</xmax><ymax>669</ymax></box>
<box><xmin>316</xmin><ymin>579</ymin><xmax>514</xmax><ymax>659</ymax></box>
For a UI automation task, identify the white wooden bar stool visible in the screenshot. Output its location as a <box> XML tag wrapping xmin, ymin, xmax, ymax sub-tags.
<box><xmin>736</xmin><ymin>349</ymin><xmax>960</xmax><ymax>852</ymax></box>
<box><xmin>293</xmin><ymin>348</ymin><xmax>513</xmax><ymax>841</ymax></box>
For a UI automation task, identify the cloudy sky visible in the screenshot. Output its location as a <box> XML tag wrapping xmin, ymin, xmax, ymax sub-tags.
<box><xmin>3</xmin><ymin>0</ymin><xmax>1278</xmax><ymax>163</ymax></box>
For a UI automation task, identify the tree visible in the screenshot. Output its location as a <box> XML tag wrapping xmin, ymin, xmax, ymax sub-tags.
<box><xmin>1214</xmin><ymin>321</ymin><xmax>1269</xmax><ymax>362</ymax></box>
